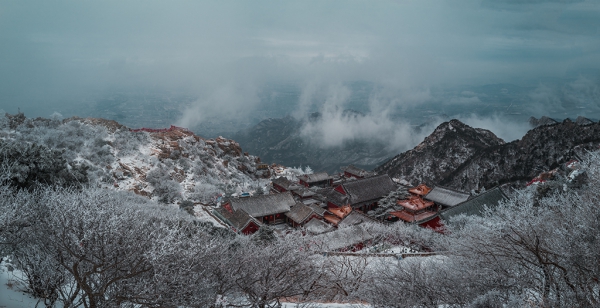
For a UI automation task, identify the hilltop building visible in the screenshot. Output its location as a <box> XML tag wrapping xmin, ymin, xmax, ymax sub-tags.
<box><xmin>213</xmin><ymin>208</ymin><xmax>261</xmax><ymax>235</ymax></box>
<box><xmin>342</xmin><ymin>165</ymin><xmax>375</xmax><ymax>179</ymax></box>
<box><xmin>298</xmin><ymin>172</ymin><xmax>334</xmax><ymax>188</ymax></box>
<box><xmin>224</xmin><ymin>192</ymin><xmax>296</xmax><ymax>224</ymax></box>
<box><xmin>424</xmin><ymin>186</ymin><xmax>470</xmax><ymax>209</ymax></box>
<box><xmin>327</xmin><ymin>174</ymin><xmax>397</xmax><ymax>212</ymax></box>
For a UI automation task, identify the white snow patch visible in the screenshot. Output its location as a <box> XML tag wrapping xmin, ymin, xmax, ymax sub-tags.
<box><xmin>0</xmin><ymin>260</ymin><xmax>42</xmax><ymax>308</ymax></box>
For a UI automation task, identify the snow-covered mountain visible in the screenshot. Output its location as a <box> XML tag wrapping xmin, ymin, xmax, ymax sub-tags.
<box><xmin>376</xmin><ymin>118</ymin><xmax>600</xmax><ymax>192</ymax></box>
<box><xmin>0</xmin><ymin>113</ymin><xmax>269</xmax><ymax>205</ymax></box>
<box><xmin>375</xmin><ymin>119</ymin><xmax>505</xmax><ymax>189</ymax></box>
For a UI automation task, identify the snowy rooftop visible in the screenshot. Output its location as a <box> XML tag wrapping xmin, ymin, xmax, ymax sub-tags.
<box><xmin>311</xmin><ymin>225</ymin><xmax>375</xmax><ymax>251</ymax></box>
<box><xmin>425</xmin><ymin>186</ymin><xmax>470</xmax><ymax>207</ymax></box>
<box><xmin>340</xmin><ymin>174</ymin><xmax>397</xmax><ymax>205</ymax></box>
<box><xmin>285</xmin><ymin>203</ymin><xmax>316</xmax><ymax>224</ymax></box>
<box><xmin>298</xmin><ymin>172</ymin><xmax>333</xmax><ymax>183</ymax></box>
<box><xmin>338</xmin><ymin>211</ymin><xmax>378</xmax><ymax>228</ymax></box>
<box><xmin>440</xmin><ymin>187</ymin><xmax>506</xmax><ymax>221</ymax></box>
<box><xmin>303</xmin><ymin>218</ymin><xmax>333</xmax><ymax>235</ymax></box>
<box><xmin>230</xmin><ymin>192</ymin><xmax>295</xmax><ymax>217</ymax></box>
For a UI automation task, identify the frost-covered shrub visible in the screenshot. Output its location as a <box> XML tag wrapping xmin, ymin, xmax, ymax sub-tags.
<box><xmin>177</xmin><ymin>157</ymin><xmax>192</xmax><ymax>170</ymax></box>
<box><xmin>369</xmin><ymin>186</ymin><xmax>410</xmax><ymax>218</ymax></box>
<box><xmin>0</xmin><ymin>111</ymin><xmax>9</xmax><ymax>129</ymax></box>
<box><xmin>84</xmin><ymin>144</ymin><xmax>114</xmax><ymax>166</ymax></box>
<box><xmin>146</xmin><ymin>167</ymin><xmax>182</xmax><ymax>203</ymax></box>
<box><xmin>179</xmin><ymin>200</ymin><xmax>195</xmax><ymax>215</ymax></box>
<box><xmin>0</xmin><ymin>139</ymin><xmax>88</xmax><ymax>189</ymax></box>
<box><xmin>113</xmin><ymin>130</ymin><xmax>149</xmax><ymax>157</ymax></box>
<box><xmin>170</xmin><ymin>150</ymin><xmax>181</xmax><ymax>160</ymax></box>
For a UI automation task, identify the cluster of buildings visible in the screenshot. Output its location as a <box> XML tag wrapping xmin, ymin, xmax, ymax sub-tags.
<box><xmin>213</xmin><ymin>165</ymin><xmax>507</xmax><ymax>252</ymax></box>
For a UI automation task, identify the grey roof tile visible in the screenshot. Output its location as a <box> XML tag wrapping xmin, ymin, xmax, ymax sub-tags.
<box><xmin>298</xmin><ymin>172</ymin><xmax>333</xmax><ymax>183</ymax></box>
<box><xmin>272</xmin><ymin>177</ymin><xmax>302</xmax><ymax>190</ymax></box>
<box><xmin>230</xmin><ymin>192</ymin><xmax>295</xmax><ymax>217</ymax></box>
<box><xmin>285</xmin><ymin>203</ymin><xmax>315</xmax><ymax>224</ymax></box>
<box><xmin>214</xmin><ymin>208</ymin><xmax>259</xmax><ymax>231</ymax></box>
<box><xmin>303</xmin><ymin>219</ymin><xmax>333</xmax><ymax>235</ymax></box>
<box><xmin>308</xmin><ymin>203</ymin><xmax>327</xmax><ymax>216</ymax></box>
<box><xmin>311</xmin><ymin>225</ymin><xmax>374</xmax><ymax>251</ymax></box>
<box><xmin>340</xmin><ymin>174</ymin><xmax>397</xmax><ymax>205</ymax></box>
<box><xmin>337</xmin><ymin>211</ymin><xmax>378</xmax><ymax>228</ymax></box>
<box><xmin>425</xmin><ymin>186</ymin><xmax>470</xmax><ymax>207</ymax></box>
<box><xmin>439</xmin><ymin>187</ymin><xmax>507</xmax><ymax>221</ymax></box>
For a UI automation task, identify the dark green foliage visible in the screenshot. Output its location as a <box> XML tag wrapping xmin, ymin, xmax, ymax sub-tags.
<box><xmin>180</xmin><ymin>200</ymin><xmax>195</xmax><ymax>215</ymax></box>
<box><xmin>146</xmin><ymin>167</ymin><xmax>182</xmax><ymax>203</ymax></box>
<box><xmin>0</xmin><ymin>139</ymin><xmax>88</xmax><ymax>189</ymax></box>
<box><xmin>252</xmin><ymin>225</ymin><xmax>276</xmax><ymax>244</ymax></box>
<box><xmin>369</xmin><ymin>186</ymin><xmax>410</xmax><ymax>218</ymax></box>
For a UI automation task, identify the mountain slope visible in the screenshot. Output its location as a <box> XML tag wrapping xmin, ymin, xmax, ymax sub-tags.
<box><xmin>376</xmin><ymin>118</ymin><xmax>600</xmax><ymax>192</ymax></box>
<box><xmin>230</xmin><ymin>114</ymin><xmax>400</xmax><ymax>173</ymax></box>
<box><xmin>1</xmin><ymin>114</ymin><xmax>269</xmax><ymax>204</ymax></box>
<box><xmin>375</xmin><ymin>119</ymin><xmax>505</xmax><ymax>187</ymax></box>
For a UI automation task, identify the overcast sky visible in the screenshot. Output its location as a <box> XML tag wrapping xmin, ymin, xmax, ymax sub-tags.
<box><xmin>1</xmin><ymin>0</ymin><xmax>599</xmax><ymax>139</ymax></box>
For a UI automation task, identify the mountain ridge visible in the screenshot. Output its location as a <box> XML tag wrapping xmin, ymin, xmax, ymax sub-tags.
<box><xmin>376</xmin><ymin>117</ymin><xmax>600</xmax><ymax>192</ymax></box>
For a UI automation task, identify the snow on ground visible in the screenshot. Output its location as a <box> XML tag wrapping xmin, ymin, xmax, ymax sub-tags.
<box><xmin>0</xmin><ymin>260</ymin><xmax>40</xmax><ymax>308</ymax></box>
<box><xmin>379</xmin><ymin>245</ymin><xmax>418</xmax><ymax>254</ymax></box>
<box><xmin>194</xmin><ymin>205</ymin><xmax>228</xmax><ymax>228</ymax></box>
<box><xmin>281</xmin><ymin>302</ymin><xmax>370</xmax><ymax>307</ymax></box>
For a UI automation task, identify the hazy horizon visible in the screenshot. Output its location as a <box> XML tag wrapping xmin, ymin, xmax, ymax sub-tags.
<box><xmin>1</xmin><ymin>0</ymin><xmax>599</xmax><ymax>146</ymax></box>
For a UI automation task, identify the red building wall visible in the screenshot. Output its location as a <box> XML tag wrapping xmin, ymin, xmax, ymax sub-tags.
<box><xmin>242</xmin><ymin>222</ymin><xmax>260</xmax><ymax>235</ymax></box>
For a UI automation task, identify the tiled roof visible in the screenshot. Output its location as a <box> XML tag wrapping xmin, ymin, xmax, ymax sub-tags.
<box><xmin>440</xmin><ymin>187</ymin><xmax>507</xmax><ymax>221</ymax></box>
<box><xmin>341</xmin><ymin>175</ymin><xmax>397</xmax><ymax>205</ymax></box>
<box><xmin>408</xmin><ymin>184</ymin><xmax>431</xmax><ymax>196</ymax></box>
<box><xmin>337</xmin><ymin>211</ymin><xmax>378</xmax><ymax>228</ymax></box>
<box><xmin>302</xmin><ymin>198</ymin><xmax>321</xmax><ymax>206</ymax></box>
<box><xmin>292</xmin><ymin>186</ymin><xmax>316</xmax><ymax>198</ymax></box>
<box><xmin>390</xmin><ymin>210</ymin><xmax>438</xmax><ymax>224</ymax></box>
<box><xmin>303</xmin><ymin>219</ymin><xmax>333</xmax><ymax>235</ymax></box>
<box><xmin>323</xmin><ymin>188</ymin><xmax>349</xmax><ymax>206</ymax></box>
<box><xmin>397</xmin><ymin>196</ymin><xmax>435</xmax><ymax>211</ymax></box>
<box><xmin>425</xmin><ymin>186</ymin><xmax>470</xmax><ymax>207</ymax></box>
<box><xmin>323</xmin><ymin>213</ymin><xmax>342</xmax><ymax>225</ymax></box>
<box><xmin>285</xmin><ymin>203</ymin><xmax>315</xmax><ymax>224</ymax></box>
<box><xmin>298</xmin><ymin>172</ymin><xmax>333</xmax><ymax>183</ymax></box>
<box><xmin>329</xmin><ymin>205</ymin><xmax>352</xmax><ymax>219</ymax></box>
<box><xmin>343</xmin><ymin>165</ymin><xmax>375</xmax><ymax>177</ymax></box>
<box><xmin>272</xmin><ymin>177</ymin><xmax>301</xmax><ymax>190</ymax></box>
<box><xmin>214</xmin><ymin>208</ymin><xmax>259</xmax><ymax>231</ymax></box>
<box><xmin>230</xmin><ymin>192</ymin><xmax>295</xmax><ymax>217</ymax></box>
<box><xmin>308</xmin><ymin>204</ymin><xmax>327</xmax><ymax>216</ymax></box>
<box><xmin>311</xmin><ymin>225</ymin><xmax>374</xmax><ymax>251</ymax></box>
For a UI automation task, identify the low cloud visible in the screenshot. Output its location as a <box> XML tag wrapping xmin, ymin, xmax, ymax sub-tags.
<box><xmin>296</xmin><ymin>83</ymin><xmax>536</xmax><ymax>151</ymax></box>
<box><xmin>177</xmin><ymin>82</ymin><xmax>261</xmax><ymax>130</ymax></box>
<box><xmin>0</xmin><ymin>0</ymin><xmax>598</xmax><ymax>139</ymax></box>
<box><xmin>297</xmin><ymin>84</ymin><xmax>440</xmax><ymax>151</ymax></box>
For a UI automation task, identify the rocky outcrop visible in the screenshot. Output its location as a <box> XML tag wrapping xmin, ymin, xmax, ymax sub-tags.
<box><xmin>529</xmin><ymin>116</ymin><xmax>558</xmax><ymax>127</ymax></box>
